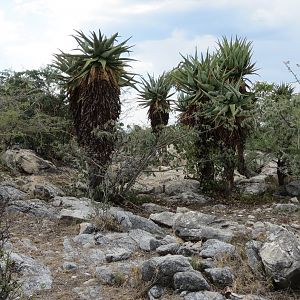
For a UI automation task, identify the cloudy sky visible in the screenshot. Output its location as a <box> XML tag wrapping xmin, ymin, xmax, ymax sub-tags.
<box><xmin>0</xmin><ymin>0</ymin><xmax>299</xmax><ymax>124</ymax></box>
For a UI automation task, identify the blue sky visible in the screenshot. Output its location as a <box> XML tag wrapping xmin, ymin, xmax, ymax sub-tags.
<box><xmin>1</xmin><ymin>0</ymin><xmax>299</xmax><ymax>124</ymax></box>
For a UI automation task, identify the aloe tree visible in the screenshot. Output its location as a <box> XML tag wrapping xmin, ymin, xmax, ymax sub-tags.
<box><xmin>173</xmin><ymin>37</ymin><xmax>257</xmax><ymax>193</ymax></box>
<box><xmin>138</xmin><ymin>72</ymin><xmax>173</xmax><ymax>134</ymax></box>
<box><xmin>216</xmin><ymin>37</ymin><xmax>257</xmax><ymax>178</ymax></box>
<box><xmin>53</xmin><ymin>30</ymin><xmax>135</xmax><ymax>200</ymax></box>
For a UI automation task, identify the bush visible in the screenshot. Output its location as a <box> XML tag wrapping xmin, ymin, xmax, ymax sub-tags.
<box><xmin>0</xmin><ymin>66</ymin><xmax>72</xmax><ymax>160</ymax></box>
<box><xmin>0</xmin><ymin>200</ymin><xmax>19</xmax><ymax>299</ymax></box>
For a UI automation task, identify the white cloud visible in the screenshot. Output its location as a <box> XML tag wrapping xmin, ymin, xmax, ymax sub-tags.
<box><xmin>132</xmin><ymin>30</ymin><xmax>216</xmax><ymax>76</ymax></box>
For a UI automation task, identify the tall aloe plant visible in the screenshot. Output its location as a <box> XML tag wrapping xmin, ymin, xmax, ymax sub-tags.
<box><xmin>53</xmin><ymin>30</ymin><xmax>135</xmax><ymax>200</ymax></box>
<box><xmin>174</xmin><ymin>37</ymin><xmax>257</xmax><ymax>193</ymax></box>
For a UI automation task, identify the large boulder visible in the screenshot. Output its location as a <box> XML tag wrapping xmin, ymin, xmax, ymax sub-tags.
<box><xmin>0</xmin><ymin>184</ymin><xmax>27</xmax><ymax>202</ymax></box>
<box><xmin>141</xmin><ymin>255</ymin><xmax>193</xmax><ymax>287</ymax></box>
<box><xmin>259</xmin><ymin>228</ymin><xmax>300</xmax><ymax>290</ymax></box>
<box><xmin>173</xmin><ymin>270</ymin><xmax>210</xmax><ymax>292</ymax></box>
<box><xmin>286</xmin><ymin>180</ymin><xmax>300</xmax><ymax>196</ymax></box>
<box><xmin>7</xmin><ymin>199</ymin><xmax>58</xmax><ymax>219</ymax></box>
<box><xmin>56</xmin><ymin>196</ymin><xmax>94</xmax><ymax>222</ymax></box>
<box><xmin>173</xmin><ymin>211</ymin><xmax>237</xmax><ymax>242</ymax></box>
<box><xmin>2</xmin><ymin>149</ymin><xmax>56</xmax><ymax>174</ymax></box>
<box><xmin>236</xmin><ymin>175</ymin><xmax>268</xmax><ymax>195</ymax></box>
<box><xmin>10</xmin><ymin>252</ymin><xmax>52</xmax><ymax>296</ymax></box>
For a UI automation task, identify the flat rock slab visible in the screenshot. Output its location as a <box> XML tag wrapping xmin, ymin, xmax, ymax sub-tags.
<box><xmin>10</xmin><ymin>252</ymin><xmax>52</xmax><ymax>296</ymax></box>
<box><xmin>8</xmin><ymin>199</ymin><xmax>59</xmax><ymax>219</ymax></box>
<box><xmin>173</xmin><ymin>211</ymin><xmax>235</xmax><ymax>242</ymax></box>
<box><xmin>55</xmin><ymin>196</ymin><xmax>94</xmax><ymax>222</ymax></box>
<box><xmin>0</xmin><ymin>185</ymin><xmax>27</xmax><ymax>202</ymax></box>
<box><xmin>200</xmin><ymin>239</ymin><xmax>236</xmax><ymax>258</ymax></box>
<box><xmin>150</xmin><ymin>211</ymin><xmax>179</xmax><ymax>227</ymax></box>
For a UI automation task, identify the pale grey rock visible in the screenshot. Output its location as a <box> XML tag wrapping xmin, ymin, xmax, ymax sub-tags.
<box><xmin>148</xmin><ymin>285</ymin><xmax>165</xmax><ymax>299</ymax></box>
<box><xmin>78</xmin><ymin>222</ymin><xmax>95</xmax><ymax>234</ymax></box>
<box><xmin>290</xmin><ymin>197</ymin><xmax>299</xmax><ymax>204</ymax></box>
<box><xmin>167</xmin><ymin>191</ymin><xmax>211</xmax><ymax>205</ymax></box>
<box><xmin>33</xmin><ymin>183</ymin><xmax>64</xmax><ymax>200</ymax></box>
<box><xmin>95</xmin><ymin>266</ymin><xmax>116</xmax><ymax>285</ymax></box>
<box><xmin>105</xmin><ymin>248</ymin><xmax>132</xmax><ymax>262</ymax></box>
<box><xmin>0</xmin><ymin>184</ymin><xmax>26</xmax><ymax>202</ymax></box>
<box><xmin>56</xmin><ymin>196</ymin><xmax>94</xmax><ymax>221</ymax></box>
<box><xmin>2</xmin><ymin>149</ymin><xmax>56</xmax><ymax>174</ymax></box>
<box><xmin>164</xmin><ymin>179</ymin><xmax>200</xmax><ymax>196</ymax></box>
<box><xmin>200</xmin><ymin>239</ymin><xmax>235</xmax><ymax>259</ymax></box>
<box><xmin>184</xmin><ymin>291</ymin><xmax>225</xmax><ymax>300</ymax></box>
<box><xmin>204</xmin><ymin>267</ymin><xmax>234</xmax><ymax>286</ymax></box>
<box><xmin>286</xmin><ymin>180</ymin><xmax>300</xmax><ymax>196</ymax></box>
<box><xmin>63</xmin><ymin>261</ymin><xmax>78</xmax><ymax>271</ymax></box>
<box><xmin>129</xmin><ymin>229</ymin><xmax>162</xmax><ymax>251</ymax></box>
<box><xmin>259</xmin><ymin>229</ymin><xmax>300</xmax><ymax>289</ymax></box>
<box><xmin>73</xmin><ymin>234</ymin><xmax>95</xmax><ymax>247</ymax></box>
<box><xmin>177</xmin><ymin>207</ymin><xmax>191</xmax><ymax>213</ymax></box>
<box><xmin>19</xmin><ymin>238</ymin><xmax>38</xmax><ymax>251</ymax></box>
<box><xmin>95</xmin><ymin>261</ymin><xmax>141</xmax><ymax>286</ymax></box>
<box><xmin>94</xmin><ymin>232</ymin><xmax>138</xmax><ymax>252</ymax></box>
<box><xmin>156</xmin><ymin>243</ymin><xmax>180</xmax><ymax>256</ymax></box>
<box><xmin>142</xmin><ymin>203</ymin><xmax>170</xmax><ymax>213</ymax></box>
<box><xmin>237</xmin><ymin>175</ymin><xmax>267</xmax><ymax>195</ymax></box>
<box><xmin>174</xmin><ymin>270</ymin><xmax>210</xmax><ymax>292</ymax></box>
<box><xmin>109</xmin><ymin>207</ymin><xmax>165</xmax><ymax>236</ymax></box>
<box><xmin>245</xmin><ymin>240</ymin><xmax>265</xmax><ymax>278</ymax></box>
<box><xmin>150</xmin><ymin>211</ymin><xmax>178</xmax><ymax>227</ymax></box>
<box><xmin>73</xmin><ymin>284</ymin><xmax>102</xmax><ymax>300</ymax></box>
<box><xmin>173</xmin><ymin>211</ymin><xmax>235</xmax><ymax>242</ymax></box>
<box><xmin>141</xmin><ymin>255</ymin><xmax>192</xmax><ymax>286</ymax></box>
<box><xmin>10</xmin><ymin>252</ymin><xmax>52</xmax><ymax>296</ymax></box>
<box><xmin>7</xmin><ymin>199</ymin><xmax>58</xmax><ymax>219</ymax></box>
<box><xmin>273</xmin><ymin>203</ymin><xmax>299</xmax><ymax>213</ymax></box>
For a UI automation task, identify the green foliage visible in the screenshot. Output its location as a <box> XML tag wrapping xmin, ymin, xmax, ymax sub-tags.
<box><xmin>248</xmin><ymin>81</ymin><xmax>300</xmax><ymax>179</ymax></box>
<box><xmin>0</xmin><ymin>66</ymin><xmax>71</xmax><ymax>159</ymax></box>
<box><xmin>138</xmin><ymin>72</ymin><xmax>174</xmax><ymax>133</ymax></box>
<box><xmin>0</xmin><ymin>201</ymin><xmax>19</xmax><ymax>299</ymax></box>
<box><xmin>53</xmin><ymin>29</ymin><xmax>136</xmax><ymax>89</ymax></box>
<box><xmin>172</xmin><ymin>37</ymin><xmax>257</xmax><ymax>192</ymax></box>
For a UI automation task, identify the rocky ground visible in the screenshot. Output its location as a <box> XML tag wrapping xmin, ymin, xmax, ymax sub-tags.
<box><xmin>1</xmin><ymin>149</ymin><xmax>300</xmax><ymax>300</ymax></box>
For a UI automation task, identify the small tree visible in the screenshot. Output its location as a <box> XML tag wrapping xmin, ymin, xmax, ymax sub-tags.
<box><xmin>249</xmin><ymin>81</ymin><xmax>300</xmax><ymax>186</ymax></box>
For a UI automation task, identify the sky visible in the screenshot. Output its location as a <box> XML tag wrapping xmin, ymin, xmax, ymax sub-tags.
<box><xmin>1</xmin><ymin>0</ymin><xmax>300</xmax><ymax>125</ymax></box>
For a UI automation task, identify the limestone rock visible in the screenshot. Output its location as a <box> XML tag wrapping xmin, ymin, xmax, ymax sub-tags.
<box><xmin>2</xmin><ymin>149</ymin><xmax>56</xmax><ymax>174</ymax></box>
<box><xmin>7</xmin><ymin>199</ymin><xmax>58</xmax><ymax>219</ymax></box>
<box><xmin>200</xmin><ymin>239</ymin><xmax>236</xmax><ymax>259</ymax></box>
<box><xmin>173</xmin><ymin>211</ymin><xmax>235</xmax><ymax>242</ymax></box>
<box><xmin>141</xmin><ymin>255</ymin><xmax>192</xmax><ymax>286</ymax></box>
<box><xmin>204</xmin><ymin>267</ymin><xmax>234</xmax><ymax>286</ymax></box>
<box><xmin>184</xmin><ymin>291</ymin><xmax>225</xmax><ymax>300</ymax></box>
<box><xmin>10</xmin><ymin>252</ymin><xmax>52</xmax><ymax>296</ymax></box>
<box><xmin>150</xmin><ymin>211</ymin><xmax>179</xmax><ymax>227</ymax></box>
<box><xmin>0</xmin><ymin>184</ymin><xmax>26</xmax><ymax>202</ymax></box>
<box><xmin>259</xmin><ymin>229</ymin><xmax>300</xmax><ymax>290</ymax></box>
<box><xmin>173</xmin><ymin>270</ymin><xmax>211</xmax><ymax>292</ymax></box>
<box><xmin>245</xmin><ymin>240</ymin><xmax>265</xmax><ymax>278</ymax></box>
<box><xmin>286</xmin><ymin>180</ymin><xmax>300</xmax><ymax>196</ymax></box>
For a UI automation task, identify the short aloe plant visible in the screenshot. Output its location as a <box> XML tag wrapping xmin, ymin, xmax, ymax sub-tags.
<box><xmin>138</xmin><ymin>72</ymin><xmax>174</xmax><ymax>133</ymax></box>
